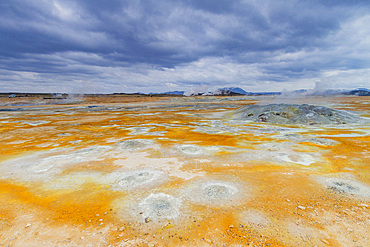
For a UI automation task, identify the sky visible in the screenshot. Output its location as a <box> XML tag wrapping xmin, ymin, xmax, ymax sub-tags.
<box><xmin>1</xmin><ymin>0</ymin><xmax>370</xmax><ymax>94</ymax></box>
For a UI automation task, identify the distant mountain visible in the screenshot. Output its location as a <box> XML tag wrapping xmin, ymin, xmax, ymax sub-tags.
<box><xmin>305</xmin><ymin>88</ymin><xmax>370</xmax><ymax>96</ymax></box>
<box><xmin>343</xmin><ymin>88</ymin><xmax>370</xmax><ymax>96</ymax></box>
<box><xmin>293</xmin><ymin>89</ymin><xmax>308</xmax><ymax>94</ymax></box>
<box><xmin>138</xmin><ymin>87</ymin><xmax>369</xmax><ymax>97</ymax></box>
<box><xmin>148</xmin><ymin>91</ymin><xmax>185</xmax><ymax>95</ymax></box>
<box><xmin>245</xmin><ymin>91</ymin><xmax>281</xmax><ymax>96</ymax></box>
<box><xmin>213</xmin><ymin>87</ymin><xmax>247</xmax><ymax>95</ymax></box>
<box><xmin>161</xmin><ymin>91</ymin><xmax>185</xmax><ymax>95</ymax></box>
<box><xmin>212</xmin><ymin>87</ymin><xmax>282</xmax><ymax>96</ymax></box>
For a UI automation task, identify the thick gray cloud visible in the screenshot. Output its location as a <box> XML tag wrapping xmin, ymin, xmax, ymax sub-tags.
<box><xmin>0</xmin><ymin>0</ymin><xmax>369</xmax><ymax>93</ymax></box>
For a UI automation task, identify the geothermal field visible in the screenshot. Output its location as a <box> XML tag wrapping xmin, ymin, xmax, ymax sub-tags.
<box><xmin>0</xmin><ymin>94</ymin><xmax>369</xmax><ymax>247</ymax></box>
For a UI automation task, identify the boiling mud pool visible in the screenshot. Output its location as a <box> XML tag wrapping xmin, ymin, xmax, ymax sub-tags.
<box><xmin>0</xmin><ymin>95</ymin><xmax>369</xmax><ymax>246</ymax></box>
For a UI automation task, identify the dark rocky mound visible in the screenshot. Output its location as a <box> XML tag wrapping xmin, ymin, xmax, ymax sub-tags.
<box><xmin>230</xmin><ymin>104</ymin><xmax>363</xmax><ymax>125</ymax></box>
<box><xmin>343</xmin><ymin>88</ymin><xmax>370</xmax><ymax>96</ymax></box>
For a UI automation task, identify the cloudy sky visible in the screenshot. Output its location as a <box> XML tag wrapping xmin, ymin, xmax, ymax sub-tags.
<box><xmin>1</xmin><ymin>0</ymin><xmax>370</xmax><ymax>93</ymax></box>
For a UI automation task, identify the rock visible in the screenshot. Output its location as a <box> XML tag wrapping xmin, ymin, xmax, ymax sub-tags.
<box><xmin>298</xmin><ymin>206</ymin><xmax>306</xmax><ymax>210</ymax></box>
<box><xmin>321</xmin><ymin>238</ymin><xmax>330</xmax><ymax>245</ymax></box>
<box><xmin>230</xmin><ymin>104</ymin><xmax>364</xmax><ymax>125</ymax></box>
<box><xmin>205</xmin><ymin>238</ymin><xmax>212</xmax><ymax>244</ymax></box>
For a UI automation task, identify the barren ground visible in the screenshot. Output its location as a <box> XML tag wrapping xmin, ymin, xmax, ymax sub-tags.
<box><xmin>0</xmin><ymin>95</ymin><xmax>369</xmax><ymax>247</ymax></box>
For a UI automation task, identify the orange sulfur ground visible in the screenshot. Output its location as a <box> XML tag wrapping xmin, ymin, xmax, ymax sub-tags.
<box><xmin>0</xmin><ymin>95</ymin><xmax>369</xmax><ymax>246</ymax></box>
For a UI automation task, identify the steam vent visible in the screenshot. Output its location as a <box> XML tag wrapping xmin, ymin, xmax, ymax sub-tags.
<box><xmin>0</xmin><ymin>94</ymin><xmax>369</xmax><ymax>246</ymax></box>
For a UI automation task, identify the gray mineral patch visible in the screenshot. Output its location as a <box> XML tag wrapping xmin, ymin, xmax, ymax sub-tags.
<box><xmin>73</xmin><ymin>145</ymin><xmax>112</xmax><ymax>160</ymax></box>
<box><xmin>320</xmin><ymin>177</ymin><xmax>370</xmax><ymax>198</ymax></box>
<box><xmin>139</xmin><ymin>193</ymin><xmax>182</xmax><ymax>220</ymax></box>
<box><xmin>277</xmin><ymin>134</ymin><xmax>340</xmax><ymax>146</ymax></box>
<box><xmin>0</xmin><ymin>146</ymin><xmax>116</xmax><ymax>181</ymax></box>
<box><xmin>177</xmin><ymin>144</ymin><xmax>203</xmax><ymax>155</ymax></box>
<box><xmin>230</xmin><ymin>104</ymin><xmax>364</xmax><ymax>125</ymax></box>
<box><xmin>239</xmin><ymin>146</ymin><xmax>320</xmax><ymax>166</ymax></box>
<box><xmin>202</xmin><ymin>183</ymin><xmax>237</xmax><ymax>200</ymax></box>
<box><xmin>31</xmin><ymin>163</ymin><xmax>56</xmax><ymax>173</ymax></box>
<box><xmin>240</xmin><ymin>210</ymin><xmax>271</xmax><ymax>227</ymax></box>
<box><xmin>107</xmin><ymin>169</ymin><xmax>166</xmax><ymax>191</ymax></box>
<box><xmin>186</xmin><ymin>181</ymin><xmax>241</xmax><ymax>205</ymax></box>
<box><xmin>275</xmin><ymin>153</ymin><xmax>318</xmax><ymax>166</ymax></box>
<box><xmin>0</xmin><ymin>152</ymin><xmax>66</xmax><ymax>181</ymax></box>
<box><xmin>117</xmin><ymin>139</ymin><xmax>154</xmax><ymax>151</ymax></box>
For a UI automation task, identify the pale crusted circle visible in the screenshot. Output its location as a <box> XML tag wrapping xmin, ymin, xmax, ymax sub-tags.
<box><xmin>139</xmin><ymin>193</ymin><xmax>182</xmax><ymax>220</ymax></box>
<box><xmin>177</xmin><ymin>144</ymin><xmax>203</xmax><ymax>155</ymax></box>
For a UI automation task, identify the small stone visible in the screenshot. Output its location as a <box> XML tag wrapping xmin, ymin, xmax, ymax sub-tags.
<box><xmin>96</xmin><ymin>214</ymin><xmax>100</xmax><ymax>217</ymax></box>
<box><xmin>321</xmin><ymin>239</ymin><xmax>329</xmax><ymax>245</ymax></box>
<box><xmin>145</xmin><ymin>217</ymin><xmax>151</xmax><ymax>223</ymax></box>
<box><xmin>205</xmin><ymin>238</ymin><xmax>212</xmax><ymax>244</ymax></box>
<box><xmin>286</xmin><ymin>199</ymin><xmax>290</xmax><ymax>202</ymax></box>
<box><xmin>25</xmin><ymin>223</ymin><xmax>31</xmax><ymax>228</ymax></box>
<box><xmin>229</xmin><ymin>225</ymin><xmax>234</xmax><ymax>228</ymax></box>
<box><xmin>99</xmin><ymin>219</ymin><xmax>103</xmax><ymax>222</ymax></box>
<box><xmin>81</xmin><ymin>236</ymin><xmax>85</xmax><ymax>240</ymax></box>
<box><xmin>298</xmin><ymin>206</ymin><xmax>306</xmax><ymax>210</ymax></box>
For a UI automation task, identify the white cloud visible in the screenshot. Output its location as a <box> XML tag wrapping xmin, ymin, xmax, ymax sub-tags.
<box><xmin>320</xmin><ymin>68</ymin><xmax>370</xmax><ymax>89</ymax></box>
<box><xmin>1</xmin><ymin>0</ymin><xmax>370</xmax><ymax>93</ymax></box>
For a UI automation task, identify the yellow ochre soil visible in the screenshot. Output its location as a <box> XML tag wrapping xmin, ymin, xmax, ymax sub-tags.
<box><xmin>0</xmin><ymin>95</ymin><xmax>369</xmax><ymax>246</ymax></box>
